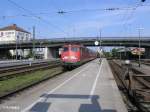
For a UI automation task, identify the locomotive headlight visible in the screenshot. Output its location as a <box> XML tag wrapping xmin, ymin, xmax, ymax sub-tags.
<box><xmin>63</xmin><ymin>56</ymin><xmax>68</xmax><ymax>59</ymax></box>
<box><xmin>70</xmin><ymin>56</ymin><xmax>77</xmax><ymax>59</ymax></box>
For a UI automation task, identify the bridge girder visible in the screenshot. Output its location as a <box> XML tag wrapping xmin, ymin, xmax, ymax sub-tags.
<box><xmin>0</xmin><ymin>37</ymin><xmax>150</xmax><ymax>50</ymax></box>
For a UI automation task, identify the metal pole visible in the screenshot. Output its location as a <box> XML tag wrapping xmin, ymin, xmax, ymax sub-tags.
<box><xmin>138</xmin><ymin>29</ymin><xmax>141</xmax><ymax>67</ymax></box>
<box><xmin>33</xmin><ymin>26</ymin><xmax>35</xmax><ymax>60</ymax></box>
<box><xmin>99</xmin><ymin>29</ymin><xmax>102</xmax><ymax>60</ymax></box>
<box><xmin>40</xmin><ymin>42</ymin><xmax>43</xmax><ymax>59</ymax></box>
<box><xmin>137</xmin><ymin>27</ymin><xmax>144</xmax><ymax>67</ymax></box>
<box><xmin>120</xmin><ymin>43</ymin><xmax>122</xmax><ymax>60</ymax></box>
<box><xmin>16</xmin><ymin>36</ymin><xmax>18</xmax><ymax>60</ymax></box>
<box><xmin>40</xmin><ymin>42</ymin><xmax>42</xmax><ymax>51</ymax></box>
<box><xmin>125</xmin><ymin>47</ymin><xmax>127</xmax><ymax>60</ymax></box>
<box><xmin>19</xmin><ymin>37</ymin><xmax>21</xmax><ymax>60</ymax></box>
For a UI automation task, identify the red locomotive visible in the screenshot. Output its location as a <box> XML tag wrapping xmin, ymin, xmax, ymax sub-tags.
<box><xmin>61</xmin><ymin>44</ymin><xmax>96</xmax><ymax>69</ymax></box>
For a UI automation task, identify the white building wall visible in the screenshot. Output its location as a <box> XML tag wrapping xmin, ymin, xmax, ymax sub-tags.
<box><xmin>44</xmin><ymin>47</ymin><xmax>48</xmax><ymax>59</ymax></box>
<box><xmin>0</xmin><ymin>30</ymin><xmax>16</xmax><ymax>42</ymax></box>
<box><xmin>0</xmin><ymin>30</ymin><xmax>31</xmax><ymax>42</ymax></box>
<box><xmin>15</xmin><ymin>31</ymin><xmax>31</xmax><ymax>42</ymax></box>
<box><xmin>0</xmin><ymin>29</ymin><xmax>31</xmax><ymax>58</ymax></box>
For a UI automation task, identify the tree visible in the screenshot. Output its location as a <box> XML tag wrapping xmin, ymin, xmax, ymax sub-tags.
<box><xmin>111</xmin><ymin>48</ymin><xmax>119</xmax><ymax>58</ymax></box>
<box><xmin>25</xmin><ymin>49</ymin><xmax>33</xmax><ymax>59</ymax></box>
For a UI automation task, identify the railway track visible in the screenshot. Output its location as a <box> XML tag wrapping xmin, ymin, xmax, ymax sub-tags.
<box><xmin>132</xmin><ymin>59</ymin><xmax>150</xmax><ymax>66</ymax></box>
<box><xmin>0</xmin><ymin>60</ymin><xmax>61</xmax><ymax>79</ymax></box>
<box><xmin>109</xmin><ymin>60</ymin><xmax>150</xmax><ymax>112</ymax></box>
<box><xmin>0</xmin><ymin>59</ymin><xmax>63</xmax><ymax>99</ymax></box>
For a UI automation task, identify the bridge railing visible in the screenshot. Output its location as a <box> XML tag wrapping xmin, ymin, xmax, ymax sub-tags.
<box><xmin>0</xmin><ymin>37</ymin><xmax>150</xmax><ymax>44</ymax></box>
<box><xmin>37</xmin><ymin>37</ymin><xmax>150</xmax><ymax>41</ymax></box>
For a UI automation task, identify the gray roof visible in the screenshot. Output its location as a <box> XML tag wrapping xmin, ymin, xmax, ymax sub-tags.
<box><xmin>117</xmin><ymin>48</ymin><xmax>131</xmax><ymax>52</ymax></box>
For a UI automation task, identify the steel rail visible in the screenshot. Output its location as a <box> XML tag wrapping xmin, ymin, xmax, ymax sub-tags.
<box><xmin>109</xmin><ymin>60</ymin><xmax>150</xmax><ymax>112</ymax></box>
<box><xmin>0</xmin><ymin>60</ymin><xmax>61</xmax><ymax>79</ymax></box>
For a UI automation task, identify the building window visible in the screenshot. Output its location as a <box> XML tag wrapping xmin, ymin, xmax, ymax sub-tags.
<box><xmin>0</xmin><ymin>32</ymin><xmax>3</xmax><ymax>37</ymax></box>
<box><xmin>21</xmin><ymin>37</ymin><xmax>24</xmax><ymax>41</ymax></box>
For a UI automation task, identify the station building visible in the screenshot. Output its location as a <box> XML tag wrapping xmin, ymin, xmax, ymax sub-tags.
<box><xmin>0</xmin><ymin>24</ymin><xmax>31</xmax><ymax>42</ymax></box>
<box><xmin>0</xmin><ymin>24</ymin><xmax>32</xmax><ymax>58</ymax></box>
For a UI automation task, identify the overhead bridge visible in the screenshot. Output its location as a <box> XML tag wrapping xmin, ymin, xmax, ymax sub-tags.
<box><xmin>0</xmin><ymin>37</ymin><xmax>150</xmax><ymax>59</ymax></box>
<box><xmin>0</xmin><ymin>37</ymin><xmax>150</xmax><ymax>49</ymax></box>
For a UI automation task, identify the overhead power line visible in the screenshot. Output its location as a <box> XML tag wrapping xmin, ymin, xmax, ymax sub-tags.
<box><xmin>6</xmin><ymin>0</ymin><xmax>68</xmax><ymax>35</ymax></box>
<box><xmin>0</xmin><ymin>6</ymin><xmax>141</xmax><ymax>19</ymax></box>
<box><xmin>2</xmin><ymin>3</ymin><xmax>149</xmax><ymax>19</ymax></box>
<box><xmin>119</xmin><ymin>0</ymin><xmax>146</xmax><ymax>37</ymax></box>
<box><xmin>56</xmin><ymin>7</ymin><xmax>138</xmax><ymax>14</ymax></box>
<box><xmin>5</xmin><ymin>0</ymin><xmax>148</xmax><ymax>38</ymax></box>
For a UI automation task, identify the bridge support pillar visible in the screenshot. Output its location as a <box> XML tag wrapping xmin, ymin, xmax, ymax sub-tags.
<box><xmin>0</xmin><ymin>49</ymin><xmax>12</xmax><ymax>59</ymax></box>
<box><xmin>145</xmin><ymin>48</ymin><xmax>150</xmax><ymax>59</ymax></box>
<box><xmin>44</xmin><ymin>47</ymin><xmax>59</xmax><ymax>59</ymax></box>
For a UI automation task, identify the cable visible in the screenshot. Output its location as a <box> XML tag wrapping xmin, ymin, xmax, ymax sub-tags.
<box><xmin>1</xmin><ymin>5</ymin><xmax>138</xmax><ymax>19</ymax></box>
<box><xmin>2</xmin><ymin>3</ymin><xmax>149</xmax><ymax>19</ymax></box>
<box><xmin>120</xmin><ymin>1</ymin><xmax>145</xmax><ymax>37</ymax></box>
<box><xmin>6</xmin><ymin>0</ymin><xmax>68</xmax><ymax>36</ymax></box>
<box><xmin>5</xmin><ymin>0</ymin><xmax>148</xmax><ymax>38</ymax></box>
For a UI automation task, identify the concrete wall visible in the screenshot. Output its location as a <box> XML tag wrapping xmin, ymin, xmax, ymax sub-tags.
<box><xmin>0</xmin><ymin>47</ymin><xmax>60</xmax><ymax>60</ymax></box>
<box><xmin>0</xmin><ymin>49</ymin><xmax>12</xmax><ymax>59</ymax></box>
<box><xmin>44</xmin><ymin>47</ymin><xmax>59</xmax><ymax>59</ymax></box>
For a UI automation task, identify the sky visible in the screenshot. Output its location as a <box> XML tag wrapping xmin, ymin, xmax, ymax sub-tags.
<box><xmin>0</xmin><ymin>0</ymin><xmax>150</xmax><ymax>39</ymax></box>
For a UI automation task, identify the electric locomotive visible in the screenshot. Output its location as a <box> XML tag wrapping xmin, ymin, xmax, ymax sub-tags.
<box><xmin>61</xmin><ymin>44</ymin><xmax>96</xmax><ymax>69</ymax></box>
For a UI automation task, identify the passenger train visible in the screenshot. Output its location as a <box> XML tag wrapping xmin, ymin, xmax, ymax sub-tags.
<box><xmin>61</xmin><ymin>44</ymin><xmax>97</xmax><ymax>69</ymax></box>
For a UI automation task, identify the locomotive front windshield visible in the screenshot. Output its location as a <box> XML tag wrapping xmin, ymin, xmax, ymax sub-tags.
<box><xmin>63</xmin><ymin>47</ymin><xmax>69</xmax><ymax>52</ymax></box>
<box><xmin>71</xmin><ymin>47</ymin><xmax>79</xmax><ymax>52</ymax></box>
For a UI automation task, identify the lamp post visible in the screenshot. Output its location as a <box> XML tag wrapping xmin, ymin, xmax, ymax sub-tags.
<box><xmin>99</xmin><ymin>29</ymin><xmax>102</xmax><ymax>60</ymax></box>
<box><xmin>120</xmin><ymin>43</ymin><xmax>122</xmax><ymax>60</ymax></box>
<box><xmin>32</xmin><ymin>26</ymin><xmax>35</xmax><ymax>60</ymax></box>
<box><xmin>137</xmin><ymin>27</ymin><xmax>144</xmax><ymax>67</ymax></box>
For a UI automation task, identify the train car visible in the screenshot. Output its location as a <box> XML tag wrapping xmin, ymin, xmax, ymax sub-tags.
<box><xmin>61</xmin><ymin>44</ymin><xmax>96</xmax><ymax>69</ymax></box>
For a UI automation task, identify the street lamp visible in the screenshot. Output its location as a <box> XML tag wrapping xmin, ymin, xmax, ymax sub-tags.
<box><xmin>99</xmin><ymin>29</ymin><xmax>102</xmax><ymax>60</ymax></box>
<box><xmin>137</xmin><ymin>27</ymin><xmax>144</xmax><ymax>67</ymax></box>
<box><xmin>120</xmin><ymin>43</ymin><xmax>122</xmax><ymax>60</ymax></box>
<box><xmin>32</xmin><ymin>26</ymin><xmax>35</xmax><ymax>60</ymax></box>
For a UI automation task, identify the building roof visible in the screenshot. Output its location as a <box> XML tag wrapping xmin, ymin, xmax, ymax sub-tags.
<box><xmin>117</xmin><ymin>48</ymin><xmax>131</xmax><ymax>52</ymax></box>
<box><xmin>0</xmin><ymin>24</ymin><xmax>30</xmax><ymax>34</ymax></box>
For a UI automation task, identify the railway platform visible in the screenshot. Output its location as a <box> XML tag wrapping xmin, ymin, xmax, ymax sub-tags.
<box><xmin>132</xmin><ymin>62</ymin><xmax>150</xmax><ymax>75</ymax></box>
<box><xmin>0</xmin><ymin>59</ymin><xmax>127</xmax><ymax>112</ymax></box>
<box><xmin>115</xmin><ymin>59</ymin><xmax>150</xmax><ymax>75</ymax></box>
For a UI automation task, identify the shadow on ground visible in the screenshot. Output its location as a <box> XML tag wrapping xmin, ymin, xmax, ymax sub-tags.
<box><xmin>29</xmin><ymin>93</ymin><xmax>116</xmax><ymax>112</ymax></box>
